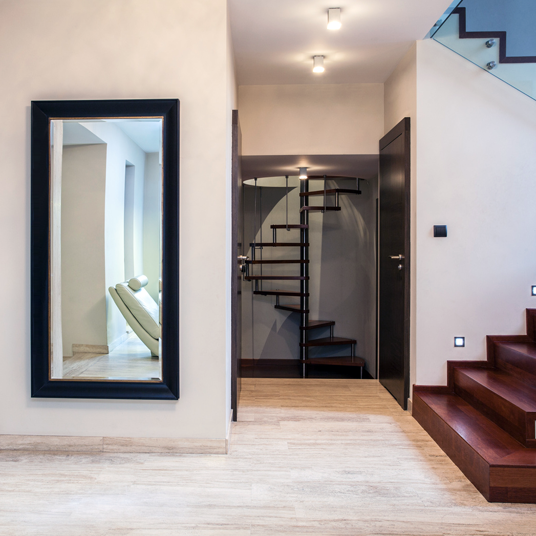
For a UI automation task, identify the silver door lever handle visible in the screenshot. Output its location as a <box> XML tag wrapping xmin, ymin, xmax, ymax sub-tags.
<box><xmin>389</xmin><ymin>254</ymin><xmax>405</xmax><ymax>260</ymax></box>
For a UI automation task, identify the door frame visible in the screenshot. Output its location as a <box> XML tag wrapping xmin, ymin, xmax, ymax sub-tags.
<box><xmin>378</xmin><ymin>117</ymin><xmax>411</xmax><ymax>409</ymax></box>
<box><xmin>231</xmin><ymin>109</ymin><xmax>242</xmax><ymax>421</ymax></box>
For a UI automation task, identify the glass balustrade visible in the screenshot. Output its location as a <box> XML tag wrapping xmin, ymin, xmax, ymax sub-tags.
<box><xmin>430</xmin><ymin>0</ymin><xmax>536</xmax><ymax>101</ymax></box>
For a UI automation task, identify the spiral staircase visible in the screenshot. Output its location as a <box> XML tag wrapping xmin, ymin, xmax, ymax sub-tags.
<box><xmin>244</xmin><ymin>176</ymin><xmax>366</xmax><ymax>378</ymax></box>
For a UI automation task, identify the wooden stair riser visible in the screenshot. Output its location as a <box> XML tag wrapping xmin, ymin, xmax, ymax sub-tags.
<box><xmin>527</xmin><ymin>309</ymin><xmax>536</xmax><ymax>341</ymax></box>
<box><xmin>493</xmin><ymin>342</ymin><xmax>536</xmax><ymax>387</ymax></box>
<box><xmin>453</xmin><ymin>368</ymin><xmax>536</xmax><ymax>448</ymax></box>
<box><xmin>412</xmin><ymin>392</ymin><xmax>492</xmax><ymax>501</ymax></box>
<box><xmin>489</xmin><ymin>467</ymin><xmax>536</xmax><ymax>503</ymax></box>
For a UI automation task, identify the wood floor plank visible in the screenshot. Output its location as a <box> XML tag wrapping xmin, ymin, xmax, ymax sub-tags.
<box><xmin>1</xmin><ymin>379</ymin><xmax>536</xmax><ymax>534</ymax></box>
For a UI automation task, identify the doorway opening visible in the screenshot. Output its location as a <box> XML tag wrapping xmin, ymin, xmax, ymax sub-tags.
<box><xmin>231</xmin><ymin>118</ymin><xmax>411</xmax><ymax>416</ymax></box>
<box><xmin>238</xmin><ymin>157</ymin><xmax>379</xmax><ymax>382</ymax></box>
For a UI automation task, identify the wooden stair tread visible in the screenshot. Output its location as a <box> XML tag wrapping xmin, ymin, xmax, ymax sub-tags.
<box><xmin>254</xmin><ymin>289</ymin><xmax>309</xmax><ymax>297</ymax></box>
<box><xmin>250</xmin><ymin>242</ymin><xmax>309</xmax><ymax>247</ymax></box>
<box><xmin>299</xmin><ymin>206</ymin><xmax>341</xmax><ymax>213</ymax></box>
<box><xmin>301</xmin><ymin>356</ymin><xmax>365</xmax><ymax>367</ymax></box>
<box><xmin>456</xmin><ymin>367</ymin><xmax>536</xmax><ymax>413</ymax></box>
<box><xmin>245</xmin><ymin>276</ymin><xmax>309</xmax><ymax>281</ymax></box>
<box><xmin>270</xmin><ymin>224</ymin><xmax>309</xmax><ymax>229</ymax></box>
<box><xmin>274</xmin><ymin>304</ymin><xmax>308</xmax><ymax>314</ymax></box>
<box><xmin>415</xmin><ymin>391</ymin><xmax>536</xmax><ymax>466</ymax></box>
<box><xmin>299</xmin><ymin>188</ymin><xmax>361</xmax><ymax>197</ymax></box>
<box><xmin>246</xmin><ymin>259</ymin><xmax>309</xmax><ymax>264</ymax></box>
<box><xmin>300</xmin><ymin>336</ymin><xmax>356</xmax><ymax>347</ymax></box>
<box><xmin>300</xmin><ymin>320</ymin><xmax>335</xmax><ymax>331</ymax></box>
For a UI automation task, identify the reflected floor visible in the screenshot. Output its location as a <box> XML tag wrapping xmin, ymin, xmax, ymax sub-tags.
<box><xmin>63</xmin><ymin>333</ymin><xmax>161</xmax><ymax>380</ymax></box>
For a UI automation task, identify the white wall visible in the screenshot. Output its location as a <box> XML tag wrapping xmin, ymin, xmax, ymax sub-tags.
<box><xmin>225</xmin><ymin>8</ymin><xmax>238</xmax><ymax>427</ymax></box>
<box><xmin>238</xmin><ymin>84</ymin><xmax>384</xmax><ymax>156</ymax></box>
<box><xmin>61</xmin><ymin>144</ymin><xmax>108</xmax><ymax>355</ymax></box>
<box><xmin>383</xmin><ymin>44</ymin><xmax>418</xmax><ymax>396</ymax></box>
<box><xmin>81</xmin><ymin>121</ymin><xmax>147</xmax><ymax>349</ymax></box>
<box><xmin>142</xmin><ymin>153</ymin><xmax>162</xmax><ymax>303</ymax></box>
<box><xmin>0</xmin><ymin>0</ymin><xmax>231</xmax><ymax>440</ymax></box>
<box><xmin>414</xmin><ymin>39</ymin><xmax>536</xmax><ymax>386</ymax></box>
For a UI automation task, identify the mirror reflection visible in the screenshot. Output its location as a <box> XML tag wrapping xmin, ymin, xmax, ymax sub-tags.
<box><xmin>49</xmin><ymin>118</ymin><xmax>163</xmax><ymax>381</ymax></box>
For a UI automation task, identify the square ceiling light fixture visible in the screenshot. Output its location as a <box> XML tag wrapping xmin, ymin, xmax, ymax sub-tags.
<box><xmin>327</xmin><ymin>8</ymin><xmax>342</xmax><ymax>30</ymax></box>
<box><xmin>313</xmin><ymin>56</ymin><xmax>325</xmax><ymax>73</ymax></box>
<box><xmin>299</xmin><ymin>167</ymin><xmax>308</xmax><ymax>179</ymax></box>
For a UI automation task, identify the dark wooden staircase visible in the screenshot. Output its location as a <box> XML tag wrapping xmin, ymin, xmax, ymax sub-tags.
<box><xmin>246</xmin><ymin>177</ymin><xmax>366</xmax><ymax>377</ymax></box>
<box><xmin>413</xmin><ymin>309</ymin><xmax>536</xmax><ymax>503</ymax></box>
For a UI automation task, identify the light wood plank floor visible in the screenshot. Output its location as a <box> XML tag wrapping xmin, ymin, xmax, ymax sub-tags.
<box><xmin>63</xmin><ymin>334</ymin><xmax>161</xmax><ymax>380</ymax></box>
<box><xmin>1</xmin><ymin>378</ymin><xmax>536</xmax><ymax>535</ymax></box>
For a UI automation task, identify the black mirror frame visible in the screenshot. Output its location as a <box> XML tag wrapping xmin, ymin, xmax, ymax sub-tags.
<box><xmin>31</xmin><ymin>99</ymin><xmax>180</xmax><ymax>400</ymax></box>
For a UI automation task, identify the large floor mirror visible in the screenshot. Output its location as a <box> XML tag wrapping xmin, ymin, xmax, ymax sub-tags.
<box><xmin>31</xmin><ymin>99</ymin><xmax>179</xmax><ymax>399</ymax></box>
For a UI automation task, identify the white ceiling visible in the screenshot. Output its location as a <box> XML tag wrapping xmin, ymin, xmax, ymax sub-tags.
<box><xmin>115</xmin><ymin>120</ymin><xmax>162</xmax><ymax>153</ymax></box>
<box><xmin>229</xmin><ymin>0</ymin><xmax>453</xmax><ymax>85</ymax></box>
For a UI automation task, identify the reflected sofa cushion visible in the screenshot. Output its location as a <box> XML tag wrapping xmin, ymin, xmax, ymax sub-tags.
<box><xmin>116</xmin><ymin>281</ymin><xmax>160</xmax><ymax>339</ymax></box>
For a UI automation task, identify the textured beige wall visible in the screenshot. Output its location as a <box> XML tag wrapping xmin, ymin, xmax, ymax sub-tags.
<box><xmin>415</xmin><ymin>39</ymin><xmax>536</xmax><ymax>386</ymax></box>
<box><xmin>238</xmin><ymin>83</ymin><xmax>384</xmax><ymax>156</ymax></box>
<box><xmin>61</xmin><ymin>144</ymin><xmax>108</xmax><ymax>355</ymax></box>
<box><xmin>0</xmin><ymin>0</ymin><xmax>233</xmax><ymax>439</ymax></box>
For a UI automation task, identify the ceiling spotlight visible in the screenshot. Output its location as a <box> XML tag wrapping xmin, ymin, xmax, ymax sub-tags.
<box><xmin>313</xmin><ymin>56</ymin><xmax>325</xmax><ymax>73</ymax></box>
<box><xmin>327</xmin><ymin>8</ymin><xmax>342</xmax><ymax>30</ymax></box>
<box><xmin>299</xmin><ymin>167</ymin><xmax>308</xmax><ymax>180</ymax></box>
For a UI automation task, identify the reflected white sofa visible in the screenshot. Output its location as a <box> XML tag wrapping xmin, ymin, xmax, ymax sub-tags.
<box><xmin>109</xmin><ymin>275</ymin><xmax>161</xmax><ymax>357</ymax></box>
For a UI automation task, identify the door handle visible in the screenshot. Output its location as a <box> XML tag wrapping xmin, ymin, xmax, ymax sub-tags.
<box><xmin>238</xmin><ymin>255</ymin><xmax>249</xmax><ymax>274</ymax></box>
<box><xmin>389</xmin><ymin>254</ymin><xmax>405</xmax><ymax>260</ymax></box>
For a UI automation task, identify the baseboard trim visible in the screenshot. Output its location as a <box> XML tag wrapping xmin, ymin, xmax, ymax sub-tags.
<box><xmin>72</xmin><ymin>343</ymin><xmax>109</xmax><ymax>354</ymax></box>
<box><xmin>0</xmin><ymin>434</ymin><xmax>227</xmax><ymax>455</ymax></box>
<box><xmin>108</xmin><ymin>332</ymin><xmax>130</xmax><ymax>352</ymax></box>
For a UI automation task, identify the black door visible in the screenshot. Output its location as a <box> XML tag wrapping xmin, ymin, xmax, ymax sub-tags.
<box><xmin>379</xmin><ymin>118</ymin><xmax>410</xmax><ymax>410</ymax></box>
<box><xmin>231</xmin><ymin>110</ymin><xmax>243</xmax><ymax>421</ymax></box>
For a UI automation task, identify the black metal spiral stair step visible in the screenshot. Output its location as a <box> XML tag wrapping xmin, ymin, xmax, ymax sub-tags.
<box><xmin>245</xmin><ymin>275</ymin><xmax>309</xmax><ymax>281</ymax></box>
<box><xmin>270</xmin><ymin>224</ymin><xmax>309</xmax><ymax>229</ymax></box>
<box><xmin>299</xmin><ymin>188</ymin><xmax>362</xmax><ymax>197</ymax></box>
<box><xmin>250</xmin><ymin>242</ymin><xmax>309</xmax><ymax>247</ymax></box>
<box><xmin>300</xmin><ymin>336</ymin><xmax>356</xmax><ymax>348</ymax></box>
<box><xmin>301</xmin><ymin>356</ymin><xmax>365</xmax><ymax>368</ymax></box>
<box><xmin>254</xmin><ymin>289</ymin><xmax>309</xmax><ymax>297</ymax></box>
<box><xmin>300</xmin><ymin>320</ymin><xmax>335</xmax><ymax>330</ymax></box>
<box><xmin>299</xmin><ymin>206</ymin><xmax>342</xmax><ymax>213</ymax></box>
<box><xmin>246</xmin><ymin>259</ymin><xmax>309</xmax><ymax>264</ymax></box>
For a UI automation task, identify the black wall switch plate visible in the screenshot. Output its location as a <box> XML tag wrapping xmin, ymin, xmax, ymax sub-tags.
<box><xmin>434</xmin><ymin>225</ymin><xmax>447</xmax><ymax>238</ymax></box>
